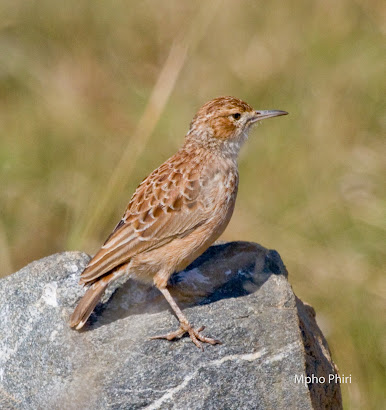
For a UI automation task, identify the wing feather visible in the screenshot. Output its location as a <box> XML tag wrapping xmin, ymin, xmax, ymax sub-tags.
<box><xmin>80</xmin><ymin>151</ymin><xmax>208</xmax><ymax>284</ymax></box>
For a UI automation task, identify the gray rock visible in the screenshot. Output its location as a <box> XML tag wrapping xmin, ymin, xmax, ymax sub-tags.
<box><xmin>0</xmin><ymin>242</ymin><xmax>342</xmax><ymax>409</ymax></box>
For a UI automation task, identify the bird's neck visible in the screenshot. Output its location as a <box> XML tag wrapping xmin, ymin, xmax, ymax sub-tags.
<box><xmin>183</xmin><ymin>130</ymin><xmax>244</xmax><ymax>164</ymax></box>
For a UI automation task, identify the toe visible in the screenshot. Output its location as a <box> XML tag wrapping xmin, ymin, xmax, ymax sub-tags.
<box><xmin>188</xmin><ymin>329</ymin><xmax>203</xmax><ymax>350</ymax></box>
<box><xmin>150</xmin><ymin>327</ymin><xmax>185</xmax><ymax>341</ymax></box>
<box><xmin>194</xmin><ymin>330</ymin><xmax>221</xmax><ymax>346</ymax></box>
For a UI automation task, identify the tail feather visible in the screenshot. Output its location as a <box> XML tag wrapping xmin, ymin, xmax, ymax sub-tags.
<box><xmin>70</xmin><ymin>261</ymin><xmax>130</xmax><ymax>330</ymax></box>
<box><xmin>69</xmin><ymin>277</ymin><xmax>111</xmax><ymax>329</ymax></box>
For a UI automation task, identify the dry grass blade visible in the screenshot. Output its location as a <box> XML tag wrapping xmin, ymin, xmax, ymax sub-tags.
<box><xmin>0</xmin><ymin>221</ymin><xmax>13</xmax><ymax>277</ymax></box>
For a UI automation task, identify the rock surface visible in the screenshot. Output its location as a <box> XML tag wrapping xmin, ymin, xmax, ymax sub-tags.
<box><xmin>0</xmin><ymin>242</ymin><xmax>342</xmax><ymax>409</ymax></box>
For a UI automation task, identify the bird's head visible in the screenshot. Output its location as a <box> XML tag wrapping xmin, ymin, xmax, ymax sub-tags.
<box><xmin>186</xmin><ymin>96</ymin><xmax>287</xmax><ymax>157</ymax></box>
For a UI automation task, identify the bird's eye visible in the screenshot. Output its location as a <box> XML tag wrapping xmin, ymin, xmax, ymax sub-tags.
<box><xmin>232</xmin><ymin>113</ymin><xmax>241</xmax><ymax>120</ymax></box>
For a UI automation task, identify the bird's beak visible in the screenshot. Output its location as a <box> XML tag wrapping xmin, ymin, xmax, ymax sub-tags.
<box><xmin>250</xmin><ymin>110</ymin><xmax>288</xmax><ymax>123</ymax></box>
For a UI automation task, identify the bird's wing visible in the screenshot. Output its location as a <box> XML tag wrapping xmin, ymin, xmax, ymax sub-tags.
<box><xmin>79</xmin><ymin>151</ymin><xmax>212</xmax><ymax>284</ymax></box>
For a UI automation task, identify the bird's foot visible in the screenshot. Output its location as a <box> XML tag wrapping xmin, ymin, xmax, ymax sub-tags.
<box><xmin>150</xmin><ymin>324</ymin><xmax>221</xmax><ymax>350</ymax></box>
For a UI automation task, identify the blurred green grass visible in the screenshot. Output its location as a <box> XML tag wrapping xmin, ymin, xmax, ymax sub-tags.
<box><xmin>0</xmin><ymin>0</ymin><xmax>385</xmax><ymax>408</ymax></box>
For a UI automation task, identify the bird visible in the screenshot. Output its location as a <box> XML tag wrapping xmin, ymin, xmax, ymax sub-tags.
<box><xmin>69</xmin><ymin>96</ymin><xmax>287</xmax><ymax>349</ymax></box>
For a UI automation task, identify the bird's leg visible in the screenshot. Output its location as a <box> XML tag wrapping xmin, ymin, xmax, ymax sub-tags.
<box><xmin>150</xmin><ymin>286</ymin><xmax>221</xmax><ymax>350</ymax></box>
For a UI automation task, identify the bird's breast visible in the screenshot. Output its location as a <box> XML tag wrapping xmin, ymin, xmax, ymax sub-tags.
<box><xmin>199</xmin><ymin>160</ymin><xmax>239</xmax><ymax>211</ymax></box>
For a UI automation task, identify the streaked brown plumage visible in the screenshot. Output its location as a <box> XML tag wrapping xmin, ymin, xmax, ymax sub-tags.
<box><xmin>69</xmin><ymin>96</ymin><xmax>287</xmax><ymax>349</ymax></box>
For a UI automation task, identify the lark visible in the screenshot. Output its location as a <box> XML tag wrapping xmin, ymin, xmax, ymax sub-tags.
<box><xmin>69</xmin><ymin>96</ymin><xmax>287</xmax><ymax>349</ymax></box>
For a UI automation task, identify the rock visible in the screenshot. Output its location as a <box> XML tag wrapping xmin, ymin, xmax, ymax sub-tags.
<box><xmin>0</xmin><ymin>242</ymin><xmax>342</xmax><ymax>409</ymax></box>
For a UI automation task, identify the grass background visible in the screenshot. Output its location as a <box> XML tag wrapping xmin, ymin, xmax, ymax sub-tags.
<box><xmin>0</xmin><ymin>0</ymin><xmax>385</xmax><ymax>407</ymax></box>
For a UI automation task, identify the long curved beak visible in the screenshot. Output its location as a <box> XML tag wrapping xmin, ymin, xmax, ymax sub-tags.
<box><xmin>250</xmin><ymin>110</ymin><xmax>288</xmax><ymax>123</ymax></box>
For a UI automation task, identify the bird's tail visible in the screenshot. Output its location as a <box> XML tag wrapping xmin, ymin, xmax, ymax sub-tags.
<box><xmin>69</xmin><ymin>260</ymin><xmax>131</xmax><ymax>330</ymax></box>
<box><xmin>69</xmin><ymin>272</ymin><xmax>115</xmax><ymax>330</ymax></box>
